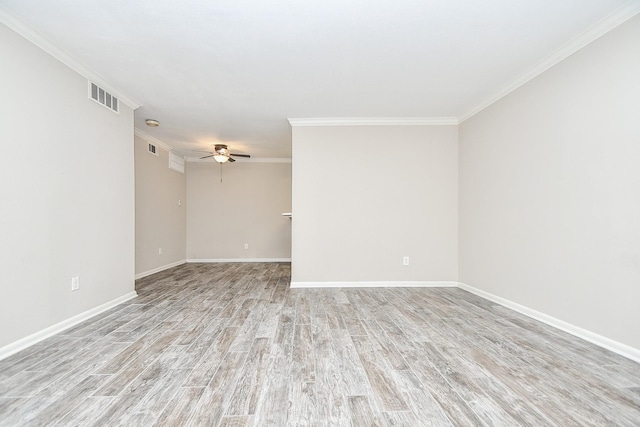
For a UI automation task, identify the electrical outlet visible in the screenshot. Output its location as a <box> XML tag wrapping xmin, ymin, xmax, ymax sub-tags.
<box><xmin>71</xmin><ymin>276</ymin><xmax>80</xmax><ymax>291</ymax></box>
<box><xmin>158</xmin><ymin>247</ymin><xmax>162</xmax><ymax>255</ymax></box>
<box><xmin>178</xmin><ymin>199</ymin><xmax>182</xmax><ymax>207</ymax></box>
<box><xmin>244</xmin><ymin>243</ymin><xmax>249</xmax><ymax>250</ymax></box>
<box><xmin>403</xmin><ymin>256</ymin><xmax>410</xmax><ymax>266</ymax></box>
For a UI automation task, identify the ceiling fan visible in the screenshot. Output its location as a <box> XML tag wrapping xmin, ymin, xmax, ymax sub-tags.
<box><xmin>198</xmin><ymin>144</ymin><xmax>250</xmax><ymax>163</ymax></box>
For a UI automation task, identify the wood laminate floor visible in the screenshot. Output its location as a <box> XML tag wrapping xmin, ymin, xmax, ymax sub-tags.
<box><xmin>1</xmin><ymin>263</ymin><xmax>639</xmax><ymax>426</ymax></box>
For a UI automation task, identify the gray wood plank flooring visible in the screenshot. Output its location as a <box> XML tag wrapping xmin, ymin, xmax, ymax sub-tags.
<box><xmin>1</xmin><ymin>262</ymin><xmax>639</xmax><ymax>426</ymax></box>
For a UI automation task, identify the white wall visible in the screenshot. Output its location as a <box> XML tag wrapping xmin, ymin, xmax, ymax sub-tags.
<box><xmin>186</xmin><ymin>161</ymin><xmax>292</xmax><ymax>260</ymax></box>
<box><xmin>291</xmin><ymin>125</ymin><xmax>458</xmax><ymax>285</ymax></box>
<box><xmin>135</xmin><ymin>136</ymin><xmax>186</xmax><ymax>276</ymax></box>
<box><xmin>0</xmin><ymin>23</ymin><xmax>136</xmax><ymax>349</ymax></box>
<box><xmin>459</xmin><ymin>15</ymin><xmax>640</xmax><ymax>350</ymax></box>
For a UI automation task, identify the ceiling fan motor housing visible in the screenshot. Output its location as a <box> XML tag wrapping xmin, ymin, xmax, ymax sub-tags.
<box><xmin>214</xmin><ymin>144</ymin><xmax>229</xmax><ymax>154</ymax></box>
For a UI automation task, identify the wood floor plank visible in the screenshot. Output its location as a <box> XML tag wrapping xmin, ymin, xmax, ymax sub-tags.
<box><xmin>119</xmin><ymin>368</ymin><xmax>190</xmax><ymax>426</ymax></box>
<box><xmin>182</xmin><ymin>326</ymin><xmax>240</xmax><ymax>387</ymax></box>
<box><xmin>51</xmin><ymin>396</ymin><xmax>115</xmax><ymax>427</ymax></box>
<box><xmin>175</xmin><ymin>329</ymin><xmax>226</xmax><ymax>370</ymax></box>
<box><xmin>361</xmin><ymin>320</ymin><xmax>408</xmax><ymax>371</ymax></box>
<box><xmin>0</xmin><ymin>398</ymin><xmax>28</xmax><ymax>427</ymax></box>
<box><xmin>1</xmin><ymin>263</ymin><xmax>638</xmax><ymax>426</ymax></box>
<box><xmin>0</xmin><ymin>336</ymin><xmax>64</xmax><ymax>368</ymax></box>
<box><xmin>288</xmin><ymin>322</ymin><xmax>317</xmax><ymax>425</ymax></box>
<box><xmin>22</xmin><ymin>374</ymin><xmax>110</xmax><ymax>426</ymax></box>
<box><xmin>225</xmin><ymin>338</ymin><xmax>271</xmax><ymax>416</ymax></box>
<box><xmin>0</xmin><ymin>337</ymin><xmax>127</xmax><ymax>400</ymax></box>
<box><xmin>352</xmin><ymin>336</ymin><xmax>409</xmax><ymax>412</ymax></box>
<box><xmin>464</xmin><ymin>346</ymin><xmax>582</xmax><ymax>426</ymax></box>
<box><xmin>330</xmin><ymin>329</ymin><xmax>374</xmax><ymax>397</ymax></box>
<box><xmin>188</xmin><ymin>350</ymin><xmax>249</xmax><ymax>426</ymax></box>
<box><xmin>320</xmin><ymin>292</ymin><xmax>347</xmax><ymax>330</ymax></box>
<box><xmin>219</xmin><ymin>415</ymin><xmax>255</xmax><ymax>427</ymax></box>
<box><xmin>252</xmin><ymin>343</ymin><xmax>291</xmax><ymax>426</ymax></box>
<box><xmin>294</xmin><ymin>292</ymin><xmax>312</xmax><ymax>325</ymax></box>
<box><xmin>391</xmin><ymin>369</ymin><xmax>454</xmax><ymax>426</ymax></box>
<box><xmin>89</xmin><ymin>359</ymin><xmax>175</xmax><ymax>425</ymax></box>
<box><xmin>255</xmin><ymin>303</ymin><xmax>283</xmax><ymax>338</ymax></box>
<box><xmin>382</xmin><ymin>410</ymin><xmax>422</xmax><ymax>426</ymax></box>
<box><xmin>292</xmin><ymin>323</ymin><xmax>315</xmax><ymax>384</ymax></box>
<box><xmin>0</xmin><ymin>337</ymin><xmax>76</xmax><ymax>383</ymax></box>
<box><xmin>348</xmin><ymin>395</ymin><xmax>383</xmax><ymax>427</ymax></box>
<box><xmin>337</xmin><ymin>302</ymin><xmax>368</xmax><ymax>336</ymax></box>
<box><xmin>287</xmin><ymin>381</ymin><xmax>317</xmax><ymax>427</ymax></box>
<box><xmin>398</xmin><ymin>345</ymin><xmax>487</xmax><ymax>426</ymax></box>
<box><xmin>93</xmin><ymin>330</ymin><xmax>183</xmax><ymax>396</ymax></box>
<box><xmin>154</xmin><ymin>386</ymin><xmax>205</xmax><ymax>427</ymax></box>
<box><xmin>95</xmin><ymin>324</ymin><xmax>181</xmax><ymax>375</ymax></box>
<box><xmin>314</xmin><ymin>355</ymin><xmax>352</xmax><ymax>426</ymax></box>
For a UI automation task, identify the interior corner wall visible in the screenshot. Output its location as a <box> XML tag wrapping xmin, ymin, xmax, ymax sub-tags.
<box><xmin>0</xmin><ymin>23</ymin><xmax>135</xmax><ymax>349</ymax></box>
<box><xmin>134</xmin><ymin>137</ymin><xmax>186</xmax><ymax>276</ymax></box>
<box><xmin>186</xmin><ymin>161</ymin><xmax>292</xmax><ymax>261</ymax></box>
<box><xmin>291</xmin><ymin>125</ymin><xmax>458</xmax><ymax>285</ymax></box>
<box><xmin>459</xmin><ymin>15</ymin><xmax>640</xmax><ymax>350</ymax></box>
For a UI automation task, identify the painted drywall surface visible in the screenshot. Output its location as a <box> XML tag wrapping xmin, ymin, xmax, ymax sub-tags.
<box><xmin>291</xmin><ymin>125</ymin><xmax>458</xmax><ymax>283</ymax></box>
<box><xmin>459</xmin><ymin>16</ymin><xmax>640</xmax><ymax>349</ymax></box>
<box><xmin>0</xmin><ymin>23</ymin><xmax>135</xmax><ymax>347</ymax></box>
<box><xmin>134</xmin><ymin>136</ymin><xmax>187</xmax><ymax>275</ymax></box>
<box><xmin>186</xmin><ymin>161</ymin><xmax>292</xmax><ymax>260</ymax></box>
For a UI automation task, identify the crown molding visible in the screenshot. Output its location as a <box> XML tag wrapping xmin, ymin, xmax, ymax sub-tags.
<box><xmin>459</xmin><ymin>0</ymin><xmax>640</xmax><ymax>122</ymax></box>
<box><xmin>187</xmin><ymin>258</ymin><xmax>292</xmax><ymax>263</ymax></box>
<box><xmin>0</xmin><ymin>5</ymin><xmax>141</xmax><ymax>110</ymax></box>
<box><xmin>288</xmin><ymin>117</ymin><xmax>458</xmax><ymax>127</ymax></box>
<box><xmin>187</xmin><ymin>157</ymin><xmax>292</xmax><ymax>164</ymax></box>
<box><xmin>134</xmin><ymin>128</ymin><xmax>172</xmax><ymax>151</ymax></box>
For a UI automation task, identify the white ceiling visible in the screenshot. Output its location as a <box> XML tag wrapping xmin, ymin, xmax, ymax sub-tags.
<box><xmin>1</xmin><ymin>0</ymin><xmax>637</xmax><ymax>158</ymax></box>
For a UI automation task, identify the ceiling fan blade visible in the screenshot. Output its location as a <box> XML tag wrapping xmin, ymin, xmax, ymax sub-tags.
<box><xmin>230</xmin><ymin>153</ymin><xmax>251</xmax><ymax>158</ymax></box>
<box><xmin>228</xmin><ymin>157</ymin><xmax>236</xmax><ymax>162</ymax></box>
<box><xmin>193</xmin><ymin>150</ymin><xmax>213</xmax><ymax>153</ymax></box>
<box><xmin>199</xmin><ymin>155</ymin><xmax>214</xmax><ymax>159</ymax></box>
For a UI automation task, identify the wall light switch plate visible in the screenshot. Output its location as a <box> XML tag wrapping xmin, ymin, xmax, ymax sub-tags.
<box><xmin>71</xmin><ymin>276</ymin><xmax>80</xmax><ymax>291</ymax></box>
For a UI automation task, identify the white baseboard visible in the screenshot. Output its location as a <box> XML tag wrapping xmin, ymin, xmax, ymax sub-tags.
<box><xmin>0</xmin><ymin>291</ymin><xmax>138</xmax><ymax>361</ymax></box>
<box><xmin>290</xmin><ymin>281</ymin><xmax>458</xmax><ymax>288</ymax></box>
<box><xmin>187</xmin><ymin>258</ymin><xmax>292</xmax><ymax>263</ymax></box>
<box><xmin>135</xmin><ymin>259</ymin><xmax>186</xmax><ymax>279</ymax></box>
<box><xmin>458</xmin><ymin>282</ymin><xmax>640</xmax><ymax>364</ymax></box>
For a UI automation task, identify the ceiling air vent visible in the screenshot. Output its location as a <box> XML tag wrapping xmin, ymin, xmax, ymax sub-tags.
<box><xmin>89</xmin><ymin>81</ymin><xmax>119</xmax><ymax>113</ymax></box>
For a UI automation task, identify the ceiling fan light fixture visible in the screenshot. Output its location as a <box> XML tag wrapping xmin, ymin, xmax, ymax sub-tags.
<box><xmin>212</xmin><ymin>144</ymin><xmax>231</xmax><ymax>163</ymax></box>
<box><xmin>213</xmin><ymin>153</ymin><xmax>229</xmax><ymax>163</ymax></box>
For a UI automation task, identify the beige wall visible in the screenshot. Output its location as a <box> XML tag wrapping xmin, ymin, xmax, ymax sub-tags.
<box><xmin>291</xmin><ymin>125</ymin><xmax>458</xmax><ymax>285</ymax></box>
<box><xmin>134</xmin><ymin>136</ymin><xmax>186</xmax><ymax>276</ymax></box>
<box><xmin>459</xmin><ymin>16</ymin><xmax>640</xmax><ymax>350</ymax></box>
<box><xmin>0</xmin><ymin>23</ymin><xmax>135</xmax><ymax>349</ymax></box>
<box><xmin>186</xmin><ymin>161</ymin><xmax>292</xmax><ymax>260</ymax></box>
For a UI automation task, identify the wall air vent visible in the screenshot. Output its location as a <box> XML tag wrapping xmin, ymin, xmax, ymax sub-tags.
<box><xmin>89</xmin><ymin>81</ymin><xmax>119</xmax><ymax>113</ymax></box>
<box><xmin>148</xmin><ymin>143</ymin><xmax>158</xmax><ymax>156</ymax></box>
